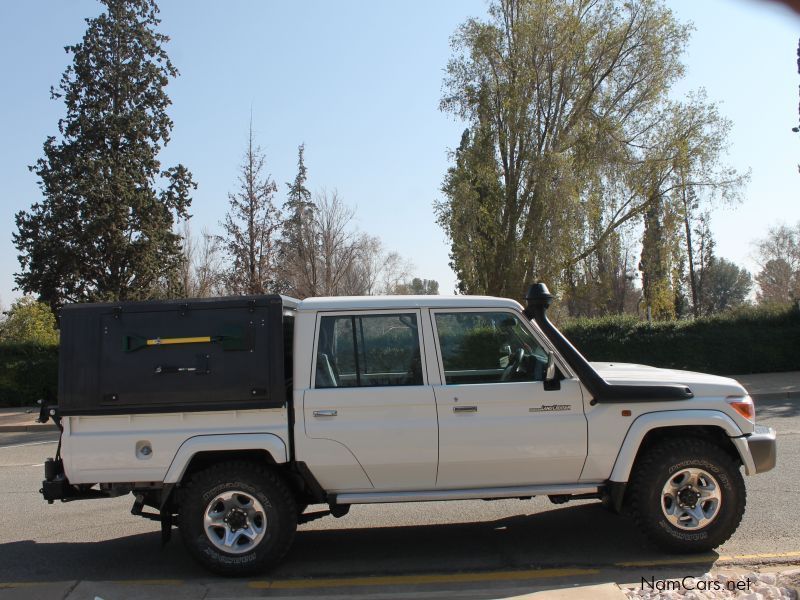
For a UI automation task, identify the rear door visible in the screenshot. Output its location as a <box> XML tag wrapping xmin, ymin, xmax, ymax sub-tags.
<box><xmin>303</xmin><ymin>310</ymin><xmax>438</xmax><ymax>490</ymax></box>
<box><xmin>431</xmin><ymin>309</ymin><xmax>587</xmax><ymax>488</ymax></box>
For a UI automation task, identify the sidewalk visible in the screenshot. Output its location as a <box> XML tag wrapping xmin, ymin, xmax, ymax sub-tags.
<box><xmin>732</xmin><ymin>371</ymin><xmax>800</xmax><ymax>401</ymax></box>
<box><xmin>0</xmin><ymin>406</ymin><xmax>55</xmax><ymax>432</ymax></box>
<box><xmin>0</xmin><ymin>371</ymin><xmax>798</xmax><ymax>433</ymax></box>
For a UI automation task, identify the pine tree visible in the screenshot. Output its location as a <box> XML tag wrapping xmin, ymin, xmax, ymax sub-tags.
<box><xmin>277</xmin><ymin>144</ymin><xmax>317</xmax><ymax>296</ymax></box>
<box><xmin>219</xmin><ymin>121</ymin><xmax>281</xmax><ymax>295</ymax></box>
<box><xmin>285</xmin><ymin>144</ymin><xmax>313</xmax><ymax>226</ymax></box>
<box><xmin>14</xmin><ymin>0</ymin><xmax>195</xmax><ymax>312</ymax></box>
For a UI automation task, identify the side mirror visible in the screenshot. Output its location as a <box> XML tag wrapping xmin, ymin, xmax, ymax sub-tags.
<box><xmin>545</xmin><ymin>351</ymin><xmax>556</xmax><ymax>381</ymax></box>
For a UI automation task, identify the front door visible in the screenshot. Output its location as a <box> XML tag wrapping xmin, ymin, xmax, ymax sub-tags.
<box><xmin>303</xmin><ymin>310</ymin><xmax>438</xmax><ymax>491</ymax></box>
<box><xmin>431</xmin><ymin>309</ymin><xmax>587</xmax><ymax>489</ymax></box>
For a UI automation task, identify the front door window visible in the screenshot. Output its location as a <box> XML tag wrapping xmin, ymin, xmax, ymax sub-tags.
<box><xmin>434</xmin><ymin>311</ymin><xmax>550</xmax><ymax>385</ymax></box>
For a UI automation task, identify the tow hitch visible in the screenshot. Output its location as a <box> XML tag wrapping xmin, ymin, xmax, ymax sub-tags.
<box><xmin>41</xmin><ymin>458</ymin><xmax>69</xmax><ymax>504</ymax></box>
<box><xmin>40</xmin><ymin>457</ymin><xmax>108</xmax><ymax>503</ymax></box>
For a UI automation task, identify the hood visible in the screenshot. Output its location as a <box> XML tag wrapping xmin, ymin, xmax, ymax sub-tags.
<box><xmin>590</xmin><ymin>362</ymin><xmax>747</xmax><ymax>399</ymax></box>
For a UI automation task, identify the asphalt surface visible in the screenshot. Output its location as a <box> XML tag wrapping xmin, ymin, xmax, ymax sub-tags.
<box><xmin>0</xmin><ymin>396</ymin><xmax>797</xmax><ymax>597</ymax></box>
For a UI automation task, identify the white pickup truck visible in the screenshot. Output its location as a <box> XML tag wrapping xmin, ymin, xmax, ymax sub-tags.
<box><xmin>40</xmin><ymin>283</ymin><xmax>776</xmax><ymax>575</ymax></box>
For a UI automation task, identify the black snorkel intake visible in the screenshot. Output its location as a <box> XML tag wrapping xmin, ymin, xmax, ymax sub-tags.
<box><xmin>523</xmin><ymin>283</ymin><xmax>693</xmax><ymax>404</ymax></box>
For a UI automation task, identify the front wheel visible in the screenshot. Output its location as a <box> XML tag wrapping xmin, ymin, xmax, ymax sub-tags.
<box><xmin>628</xmin><ymin>437</ymin><xmax>746</xmax><ymax>553</ymax></box>
<box><xmin>178</xmin><ymin>461</ymin><xmax>297</xmax><ymax>575</ymax></box>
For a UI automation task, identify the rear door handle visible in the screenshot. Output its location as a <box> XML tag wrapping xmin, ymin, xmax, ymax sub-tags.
<box><xmin>313</xmin><ymin>410</ymin><xmax>338</xmax><ymax>417</ymax></box>
<box><xmin>453</xmin><ymin>405</ymin><xmax>478</xmax><ymax>413</ymax></box>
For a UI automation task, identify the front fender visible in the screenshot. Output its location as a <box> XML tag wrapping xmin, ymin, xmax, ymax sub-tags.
<box><xmin>163</xmin><ymin>433</ymin><xmax>288</xmax><ymax>484</ymax></box>
<box><xmin>609</xmin><ymin>410</ymin><xmax>748</xmax><ymax>483</ymax></box>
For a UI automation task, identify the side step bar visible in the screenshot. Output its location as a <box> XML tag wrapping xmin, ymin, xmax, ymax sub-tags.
<box><xmin>333</xmin><ymin>483</ymin><xmax>600</xmax><ymax>505</ymax></box>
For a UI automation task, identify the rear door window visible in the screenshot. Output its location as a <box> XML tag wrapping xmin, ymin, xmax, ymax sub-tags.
<box><xmin>315</xmin><ymin>313</ymin><xmax>423</xmax><ymax>388</ymax></box>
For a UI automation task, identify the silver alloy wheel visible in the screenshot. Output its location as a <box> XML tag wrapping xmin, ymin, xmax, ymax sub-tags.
<box><xmin>661</xmin><ymin>467</ymin><xmax>722</xmax><ymax>531</ymax></box>
<box><xmin>203</xmin><ymin>490</ymin><xmax>267</xmax><ymax>554</ymax></box>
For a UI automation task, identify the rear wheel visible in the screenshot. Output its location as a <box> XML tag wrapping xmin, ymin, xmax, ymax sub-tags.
<box><xmin>178</xmin><ymin>461</ymin><xmax>297</xmax><ymax>576</ymax></box>
<box><xmin>628</xmin><ymin>437</ymin><xmax>746</xmax><ymax>553</ymax></box>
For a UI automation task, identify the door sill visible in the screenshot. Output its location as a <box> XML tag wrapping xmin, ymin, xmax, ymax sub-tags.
<box><xmin>333</xmin><ymin>483</ymin><xmax>600</xmax><ymax>504</ymax></box>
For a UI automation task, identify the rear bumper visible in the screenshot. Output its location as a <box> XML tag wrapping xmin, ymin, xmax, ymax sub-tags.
<box><xmin>746</xmin><ymin>425</ymin><xmax>777</xmax><ymax>474</ymax></box>
<box><xmin>40</xmin><ymin>458</ymin><xmax>109</xmax><ymax>503</ymax></box>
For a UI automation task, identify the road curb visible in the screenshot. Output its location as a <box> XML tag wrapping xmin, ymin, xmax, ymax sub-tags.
<box><xmin>751</xmin><ymin>391</ymin><xmax>800</xmax><ymax>402</ymax></box>
<box><xmin>0</xmin><ymin>423</ymin><xmax>58</xmax><ymax>432</ymax></box>
<box><xmin>509</xmin><ymin>583</ymin><xmax>627</xmax><ymax>599</ymax></box>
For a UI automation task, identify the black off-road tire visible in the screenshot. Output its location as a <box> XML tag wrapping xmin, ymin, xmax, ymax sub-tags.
<box><xmin>178</xmin><ymin>461</ymin><xmax>297</xmax><ymax>576</ymax></box>
<box><xmin>628</xmin><ymin>437</ymin><xmax>746</xmax><ymax>553</ymax></box>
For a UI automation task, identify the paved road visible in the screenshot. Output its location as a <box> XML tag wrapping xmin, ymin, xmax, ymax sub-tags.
<box><xmin>0</xmin><ymin>397</ymin><xmax>797</xmax><ymax>598</ymax></box>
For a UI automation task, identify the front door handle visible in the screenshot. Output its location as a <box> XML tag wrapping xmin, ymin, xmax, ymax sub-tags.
<box><xmin>313</xmin><ymin>409</ymin><xmax>338</xmax><ymax>417</ymax></box>
<box><xmin>453</xmin><ymin>405</ymin><xmax>478</xmax><ymax>413</ymax></box>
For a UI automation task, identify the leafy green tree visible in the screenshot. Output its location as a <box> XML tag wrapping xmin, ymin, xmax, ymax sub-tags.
<box><xmin>754</xmin><ymin>223</ymin><xmax>800</xmax><ymax>305</ymax></box>
<box><xmin>220</xmin><ymin>122</ymin><xmax>281</xmax><ymax>295</ymax></box>
<box><xmin>437</xmin><ymin>99</ymin><xmax>503</xmax><ymax>295</ymax></box>
<box><xmin>439</xmin><ymin>0</ymin><xmax>745</xmax><ymax>312</ymax></box>
<box><xmin>639</xmin><ymin>194</ymin><xmax>681</xmax><ymax>320</ymax></box>
<box><xmin>0</xmin><ymin>297</ymin><xmax>59</xmax><ymax>346</ymax></box>
<box><xmin>439</xmin><ymin>0</ymin><xmax>692</xmax><ymax>297</ymax></box>
<box><xmin>696</xmin><ymin>258</ymin><xmax>752</xmax><ymax>315</ymax></box>
<box><xmin>14</xmin><ymin>0</ymin><xmax>195</xmax><ymax>312</ymax></box>
<box><xmin>756</xmin><ymin>259</ymin><xmax>797</xmax><ymax>305</ymax></box>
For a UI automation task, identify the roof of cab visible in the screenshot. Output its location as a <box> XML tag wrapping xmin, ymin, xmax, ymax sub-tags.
<box><xmin>293</xmin><ymin>295</ymin><xmax>524</xmax><ymax>312</ymax></box>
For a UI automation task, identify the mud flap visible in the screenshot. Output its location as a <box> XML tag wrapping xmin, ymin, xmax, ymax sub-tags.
<box><xmin>161</xmin><ymin>510</ymin><xmax>173</xmax><ymax>546</ymax></box>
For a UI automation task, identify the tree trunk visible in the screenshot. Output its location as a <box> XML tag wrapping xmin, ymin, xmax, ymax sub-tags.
<box><xmin>681</xmin><ymin>185</ymin><xmax>699</xmax><ymax>317</ymax></box>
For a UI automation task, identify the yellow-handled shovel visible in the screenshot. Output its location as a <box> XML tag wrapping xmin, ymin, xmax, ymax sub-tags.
<box><xmin>146</xmin><ymin>336</ymin><xmax>212</xmax><ymax>347</ymax></box>
<box><xmin>123</xmin><ymin>327</ymin><xmax>245</xmax><ymax>352</ymax></box>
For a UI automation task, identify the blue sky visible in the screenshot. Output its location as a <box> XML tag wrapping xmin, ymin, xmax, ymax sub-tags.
<box><xmin>1</xmin><ymin>0</ymin><xmax>798</xmax><ymax>305</ymax></box>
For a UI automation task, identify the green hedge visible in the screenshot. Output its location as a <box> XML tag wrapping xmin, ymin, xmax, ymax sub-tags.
<box><xmin>560</xmin><ymin>305</ymin><xmax>800</xmax><ymax>375</ymax></box>
<box><xmin>0</xmin><ymin>343</ymin><xmax>59</xmax><ymax>407</ymax></box>
<box><xmin>0</xmin><ymin>306</ymin><xmax>796</xmax><ymax>406</ymax></box>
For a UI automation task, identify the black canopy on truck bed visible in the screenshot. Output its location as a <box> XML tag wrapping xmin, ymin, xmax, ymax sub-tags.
<box><xmin>58</xmin><ymin>295</ymin><xmax>289</xmax><ymax>416</ymax></box>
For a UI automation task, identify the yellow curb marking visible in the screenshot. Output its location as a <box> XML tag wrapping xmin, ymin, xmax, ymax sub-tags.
<box><xmin>4</xmin><ymin>552</ymin><xmax>800</xmax><ymax>592</ymax></box>
<box><xmin>250</xmin><ymin>568</ymin><xmax>601</xmax><ymax>590</ymax></box>
<box><xmin>718</xmin><ymin>551</ymin><xmax>800</xmax><ymax>562</ymax></box>
<box><xmin>615</xmin><ymin>555</ymin><xmax>718</xmax><ymax>568</ymax></box>
<box><xmin>111</xmin><ymin>579</ymin><xmax>184</xmax><ymax>585</ymax></box>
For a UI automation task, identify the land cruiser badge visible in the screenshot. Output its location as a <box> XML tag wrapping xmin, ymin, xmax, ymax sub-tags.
<box><xmin>529</xmin><ymin>404</ymin><xmax>571</xmax><ymax>412</ymax></box>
